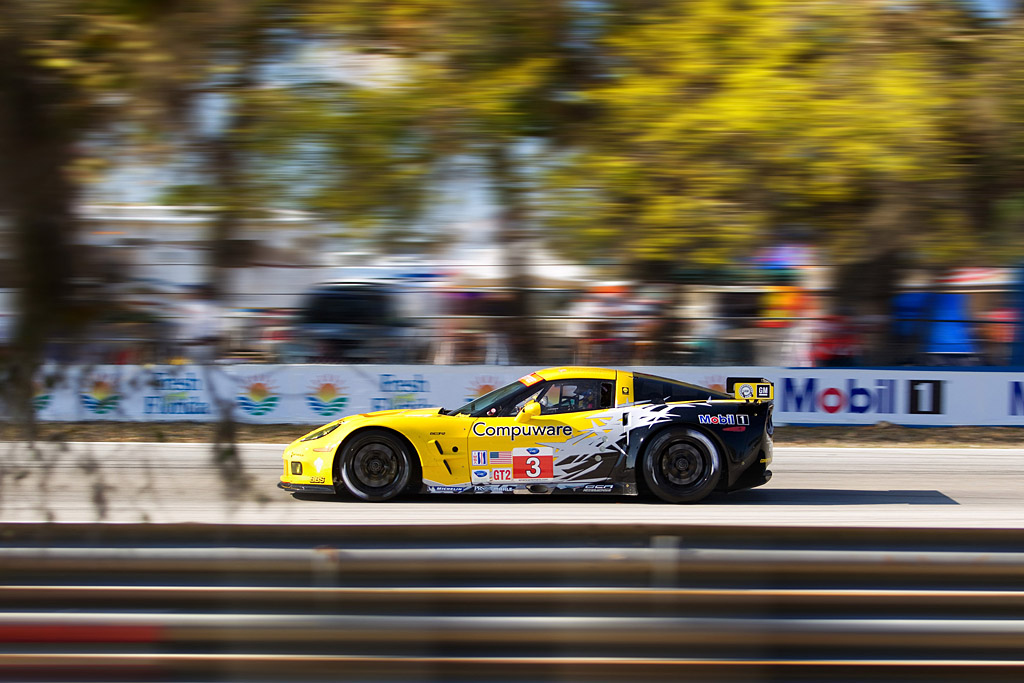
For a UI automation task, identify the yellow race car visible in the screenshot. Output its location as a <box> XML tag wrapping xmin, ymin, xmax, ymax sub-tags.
<box><xmin>279</xmin><ymin>366</ymin><xmax>773</xmax><ymax>503</ymax></box>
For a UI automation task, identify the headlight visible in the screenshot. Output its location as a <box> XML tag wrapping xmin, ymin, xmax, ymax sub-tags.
<box><xmin>301</xmin><ymin>423</ymin><xmax>341</xmax><ymax>442</ymax></box>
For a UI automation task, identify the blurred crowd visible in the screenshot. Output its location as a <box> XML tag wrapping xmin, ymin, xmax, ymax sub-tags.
<box><xmin>2</xmin><ymin>276</ymin><xmax>1017</xmax><ymax>369</ymax></box>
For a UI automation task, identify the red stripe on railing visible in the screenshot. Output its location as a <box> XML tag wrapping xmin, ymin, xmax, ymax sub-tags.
<box><xmin>0</xmin><ymin>624</ymin><xmax>161</xmax><ymax>643</ymax></box>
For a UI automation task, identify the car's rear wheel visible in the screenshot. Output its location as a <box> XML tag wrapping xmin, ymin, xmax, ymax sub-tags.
<box><xmin>642</xmin><ymin>428</ymin><xmax>721</xmax><ymax>503</ymax></box>
<box><xmin>338</xmin><ymin>430</ymin><xmax>414</xmax><ymax>502</ymax></box>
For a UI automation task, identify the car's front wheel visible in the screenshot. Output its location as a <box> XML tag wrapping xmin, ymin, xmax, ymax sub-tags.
<box><xmin>338</xmin><ymin>430</ymin><xmax>414</xmax><ymax>502</ymax></box>
<box><xmin>642</xmin><ymin>428</ymin><xmax>721</xmax><ymax>503</ymax></box>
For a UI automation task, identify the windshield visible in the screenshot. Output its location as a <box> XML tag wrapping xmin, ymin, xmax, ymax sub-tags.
<box><xmin>450</xmin><ymin>379</ymin><xmax>530</xmax><ymax>416</ymax></box>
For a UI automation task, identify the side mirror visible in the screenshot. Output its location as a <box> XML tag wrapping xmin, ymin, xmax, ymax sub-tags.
<box><xmin>515</xmin><ymin>401</ymin><xmax>542</xmax><ymax>423</ymax></box>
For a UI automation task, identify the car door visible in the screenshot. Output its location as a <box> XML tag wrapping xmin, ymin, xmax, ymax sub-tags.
<box><xmin>466</xmin><ymin>378</ymin><xmax>618</xmax><ymax>487</ymax></box>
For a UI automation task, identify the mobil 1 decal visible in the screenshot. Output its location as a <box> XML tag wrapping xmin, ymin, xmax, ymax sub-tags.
<box><xmin>698</xmin><ymin>413</ymin><xmax>750</xmax><ymax>426</ymax></box>
<box><xmin>512</xmin><ymin>446</ymin><xmax>554</xmax><ymax>482</ymax></box>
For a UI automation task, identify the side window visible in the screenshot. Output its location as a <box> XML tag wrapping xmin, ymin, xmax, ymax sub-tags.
<box><xmin>633</xmin><ymin>376</ymin><xmax>665</xmax><ymax>404</ymax></box>
<box><xmin>633</xmin><ymin>374</ymin><xmax>717</xmax><ymax>403</ymax></box>
<box><xmin>510</xmin><ymin>386</ymin><xmax>547</xmax><ymax>416</ymax></box>
<box><xmin>533</xmin><ymin>379</ymin><xmax>612</xmax><ymax>415</ymax></box>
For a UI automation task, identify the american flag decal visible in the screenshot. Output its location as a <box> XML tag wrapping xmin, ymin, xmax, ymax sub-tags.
<box><xmin>490</xmin><ymin>451</ymin><xmax>512</xmax><ymax>465</ymax></box>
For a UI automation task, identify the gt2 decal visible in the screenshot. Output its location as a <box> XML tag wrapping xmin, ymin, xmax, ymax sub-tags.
<box><xmin>491</xmin><ymin>467</ymin><xmax>513</xmax><ymax>481</ymax></box>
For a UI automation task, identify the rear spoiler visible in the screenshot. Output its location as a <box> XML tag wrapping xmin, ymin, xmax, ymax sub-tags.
<box><xmin>726</xmin><ymin>377</ymin><xmax>774</xmax><ymax>402</ymax></box>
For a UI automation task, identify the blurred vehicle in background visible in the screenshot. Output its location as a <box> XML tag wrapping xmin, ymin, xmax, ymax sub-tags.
<box><xmin>287</xmin><ymin>281</ymin><xmax>425</xmax><ymax>363</ymax></box>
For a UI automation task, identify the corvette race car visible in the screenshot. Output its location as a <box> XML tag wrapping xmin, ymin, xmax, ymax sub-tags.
<box><xmin>279</xmin><ymin>367</ymin><xmax>773</xmax><ymax>503</ymax></box>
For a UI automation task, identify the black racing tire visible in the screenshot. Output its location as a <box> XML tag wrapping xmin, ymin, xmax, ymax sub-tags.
<box><xmin>642</xmin><ymin>428</ymin><xmax>721</xmax><ymax>503</ymax></box>
<box><xmin>337</xmin><ymin>430</ymin><xmax>414</xmax><ymax>502</ymax></box>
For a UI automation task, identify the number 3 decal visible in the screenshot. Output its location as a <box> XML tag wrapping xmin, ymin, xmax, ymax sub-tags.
<box><xmin>525</xmin><ymin>456</ymin><xmax>541</xmax><ymax>478</ymax></box>
<box><xmin>513</xmin><ymin>451</ymin><xmax>553</xmax><ymax>480</ymax></box>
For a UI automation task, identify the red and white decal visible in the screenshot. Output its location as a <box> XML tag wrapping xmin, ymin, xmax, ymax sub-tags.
<box><xmin>518</xmin><ymin>373</ymin><xmax>543</xmax><ymax>387</ymax></box>
<box><xmin>491</xmin><ymin>467</ymin><xmax>513</xmax><ymax>482</ymax></box>
<box><xmin>512</xmin><ymin>447</ymin><xmax>554</xmax><ymax>481</ymax></box>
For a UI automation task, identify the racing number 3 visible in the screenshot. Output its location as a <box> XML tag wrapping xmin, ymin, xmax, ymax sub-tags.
<box><xmin>514</xmin><ymin>454</ymin><xmax>553</xmax><ymax>480</ymax></box>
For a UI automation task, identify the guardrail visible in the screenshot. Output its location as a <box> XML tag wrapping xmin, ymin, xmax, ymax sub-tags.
<box><xmin>3</xmin><ymin>523</ymin><xmax>1024</xmax><ymax>681</ymax></box>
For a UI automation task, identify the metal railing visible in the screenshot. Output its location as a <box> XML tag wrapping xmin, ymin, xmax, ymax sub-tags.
<box><xmin>3</xmin><ymin>523</ymin><xmax>1024</xmax><ymax>681</ymax></box>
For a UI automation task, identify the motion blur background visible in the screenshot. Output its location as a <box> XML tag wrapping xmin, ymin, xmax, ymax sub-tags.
<box><xmin>3</xmin><ymin>0</ymin><xmax>1024</xmax><ymax>381</ymax></box>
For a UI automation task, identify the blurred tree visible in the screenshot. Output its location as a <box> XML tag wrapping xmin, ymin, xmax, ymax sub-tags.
<box><xmin>306</xmin><ymin>0</ymin><xmax>598</xmax><ymax>362</ymax></box>
<box><xmin>535</xmin><ymin>0</ymin><xmax>1021</xmax><ymax>362</ymax></box>
<box><xmin>0</xmin><ymin>0</ymin><xmax>197</xmax><ymax>437</ymax></box>
<box><xmin>542</xmin><ymin>1</ymin><xmax>956</xmax><ymax>261</ymax></box>
<box><xmin>155</xmin><ymin>2</ymin><xmax>443</xmax><ymax>273</ymax></box>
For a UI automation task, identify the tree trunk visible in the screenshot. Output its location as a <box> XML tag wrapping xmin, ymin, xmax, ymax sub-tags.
<box><xmin>0</xmin><ymin>20</ymin><xmax>80</xmax><ymax>441</ymax></box>
<box><xmin>488</xmin><ymin>146</ymin><xmax>536</xmax><ymax>365</ymax></box>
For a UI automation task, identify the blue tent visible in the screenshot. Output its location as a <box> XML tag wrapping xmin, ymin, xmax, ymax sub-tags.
<box><xmin>893</xmin><ymin>291</ymin><xmax>976</xmax><ymax>356</ymax></box>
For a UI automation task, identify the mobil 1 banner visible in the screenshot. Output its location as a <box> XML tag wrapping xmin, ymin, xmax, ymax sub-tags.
<box><xmin>773</xmin><ymin>372</ymin><xmax>945</xmax><ymax>425</ymax></box>
<box><xmin>639</xmin><ymin>366</ymin><xmax>1016</xmax><ymax>427</ymax></box>
<box><xmin>18</xmin><ymin>363</ymin><xmax>1024</xmax><ymax>427</ymax></box>
<box><xmin>753</xmin><ymin>369</ymin><xmax>1016</xmax><ymax>427</ymax></box>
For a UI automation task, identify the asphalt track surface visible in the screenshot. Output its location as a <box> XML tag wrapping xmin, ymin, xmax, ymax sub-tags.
<box><xmin>1</xmin><ymin>442</ymin><xmax>1023</xmax><ymax>527</ymax></box>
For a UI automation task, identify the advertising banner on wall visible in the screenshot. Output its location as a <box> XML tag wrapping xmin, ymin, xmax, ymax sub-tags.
<box><xmin>14</xmin><ymin>364</ymin><xmax>1024</xmax><ymax>427</ymax></box>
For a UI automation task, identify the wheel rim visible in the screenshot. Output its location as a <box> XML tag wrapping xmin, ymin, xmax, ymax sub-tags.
<box><xmin>351</xmin><ymin>442</ymin><xmax>401</xmax><ymax>490</ymax></box>
<box><xmin>659</xmin><ymin>441</ymin><xmax>708</xmax><ymax>487</ymax></box>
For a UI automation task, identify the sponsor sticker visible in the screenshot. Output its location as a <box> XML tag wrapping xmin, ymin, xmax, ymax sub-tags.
<box><xmin>472</xmin><ymin>422</ymin><xmax>573</xmax><ymax>441</ymax></box>
<box><xmin>518</xmin><ymin>373</ymin><xmax>543</xmax><ymax>387</ymax></box>
<box><xmin>491</xmin><ymin>467</ymin><xmax>513</xmax><ymax>482</ymax></box>
<box><xmin>427</xmin><ymin>485</ymin><xmax>470</xmax><ymax>494</ymax></box>
<box><xmin>698</xmin><ymin>414</ymin><xmax>750</xmax><ymax>426</ymax></box>
<box><xmin>471</xmin><ymin>451</ymin><xmax>488</xmax><ymax>466</ymax></box>
<box><xmin>472</xmin><ymin>469</ymin><xmax>490</xmax><ymax>483</ymax></box>
<box><xmin>734</xmin><ymin>382</ymin><xmax>772</xmax><ymax>401</ymax></box>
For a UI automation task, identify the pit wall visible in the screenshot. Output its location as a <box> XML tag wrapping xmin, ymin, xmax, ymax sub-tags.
<box><xmin>16</xmin><ymin>365</ymin><xmax>1024</xmax><ymax>426</ymax></box>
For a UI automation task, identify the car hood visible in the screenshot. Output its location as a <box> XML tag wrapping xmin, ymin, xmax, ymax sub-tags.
<box><xmin>290</xmin><ymin>407</ymin><xmax>446</xmax><ymax>449</ymax></box>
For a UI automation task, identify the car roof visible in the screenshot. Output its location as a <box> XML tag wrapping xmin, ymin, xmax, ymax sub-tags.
<box><xmin>533</xmin><ymin>366</ymin><xmax>620</xmax><ymax>381</ymax></box>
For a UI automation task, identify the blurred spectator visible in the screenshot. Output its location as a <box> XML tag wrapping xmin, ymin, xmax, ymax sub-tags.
<box><xmin>431</xmin><ymin>288</ymin><xmax>512</xmax><ymax>364</ymax></box>
<box><xmin>760</xmin><ymin>284</ymin><xmax>814</xmax><ymax>366</ymax></box>
<box><xmin>175</xmin><ymin>286</ymin><xmax>222</xmax><ymax>364</ymax></box>
<box><xmin>812</xmin><ymin>312</ymin><xmax>861</xmax><ymax>367</ymax></box>
<box><xmin>576</xmin><ymin>285</ymin><xmax>629</xmax><ymax>364</ymax></box>
<box><xmin>567</xmin><ymin>291</ymin><xmax>602</xmax><ymax>363</ymax></box>
<box><xmin>979</xmin><ymin>306</ymin><xmax>1015</xmax><ymax>365</ymax></box>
